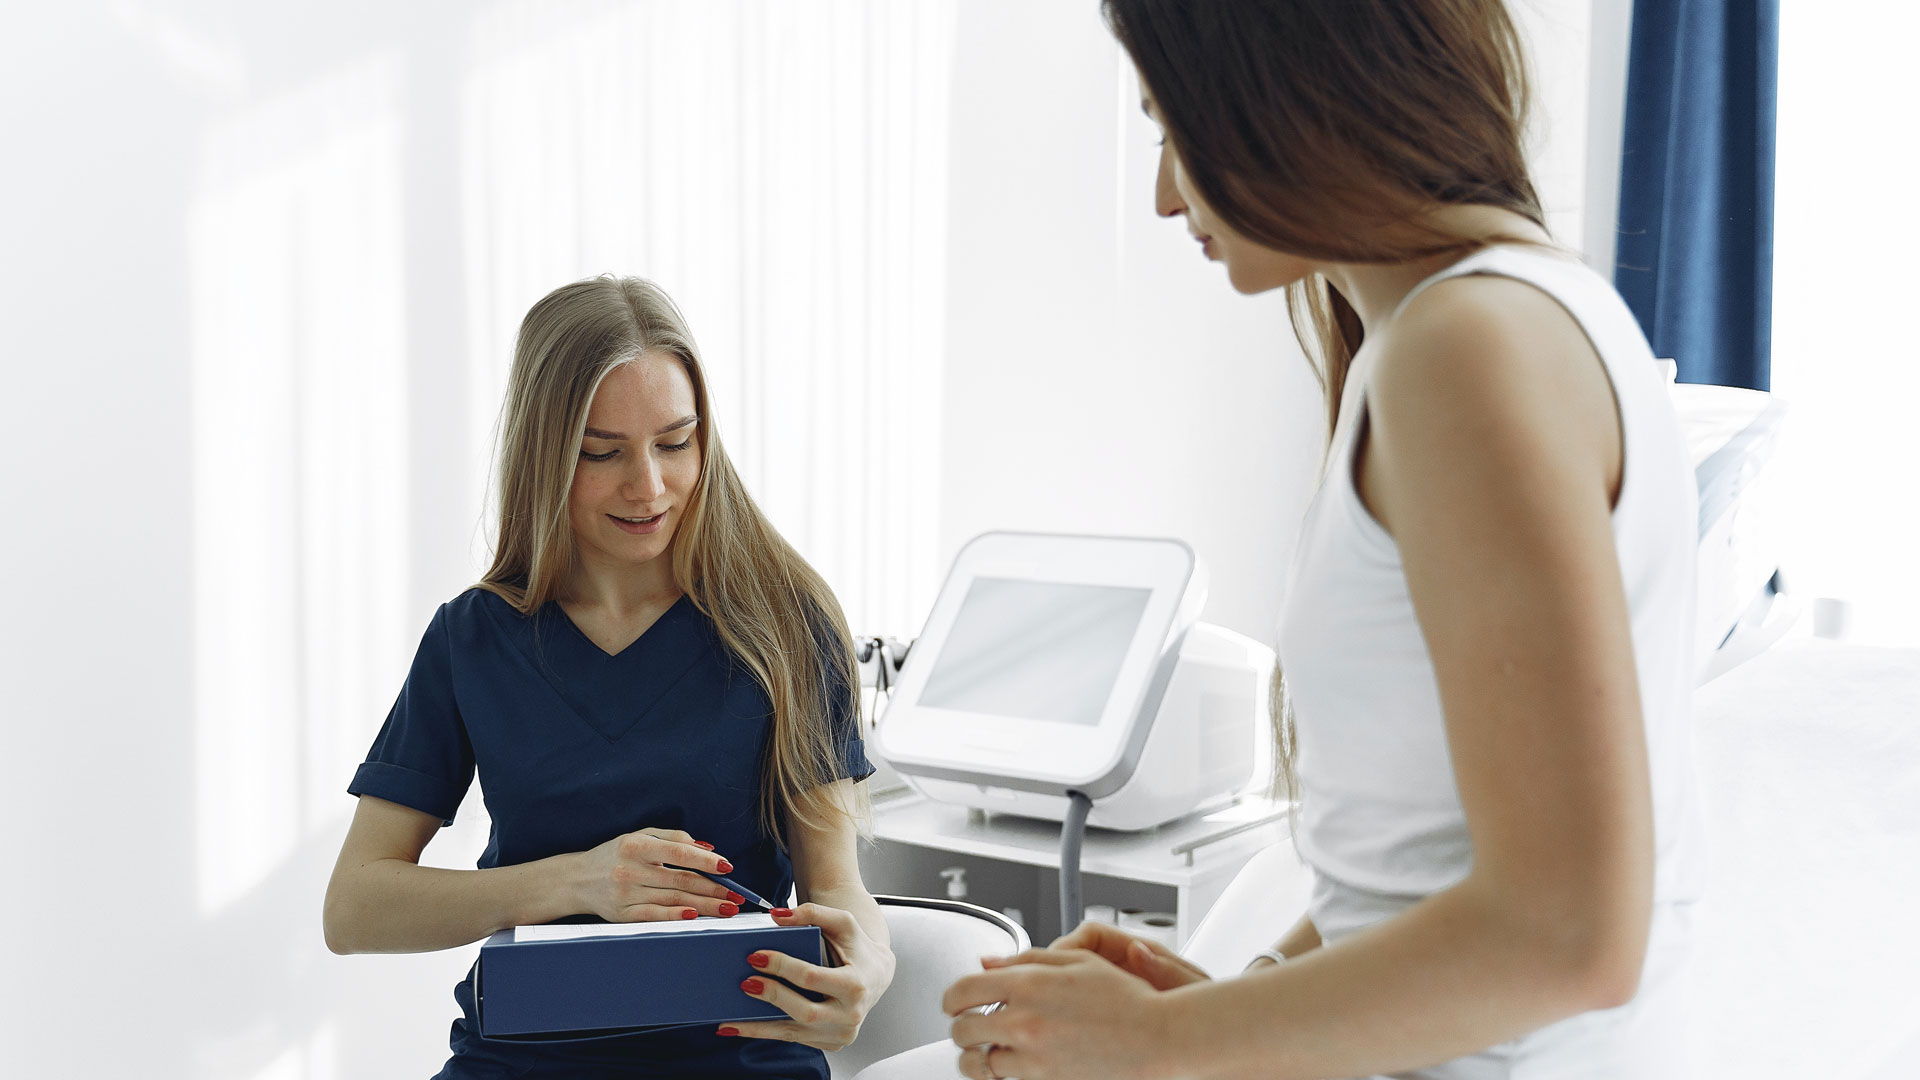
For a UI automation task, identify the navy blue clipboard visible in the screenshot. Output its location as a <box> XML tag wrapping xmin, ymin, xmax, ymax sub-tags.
<box><xmin>476</xmin><ymin>920</ymin><xmax>823</xmax><ymax>1041</ymax></box>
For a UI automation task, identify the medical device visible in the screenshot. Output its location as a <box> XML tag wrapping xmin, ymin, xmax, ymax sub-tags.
<box><xmin>1671</xmin><ymin>379</ymin><xmax>1792</xmax><ymax>679</ymax></box>
<box><xmin>873</xmin><ymin>532</ymin><xmax>1273</xmax><ymax>928</ymax></box>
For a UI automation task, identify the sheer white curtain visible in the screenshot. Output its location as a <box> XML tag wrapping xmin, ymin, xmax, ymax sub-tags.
<box><xmin>460</xmin><ymin>0</ymin><xmax>954</xmax><ymax>636</ymax></box>
<box><xmin>188</xmin><ymin>55</ymin><xmax>412</xmax><ymax>916</ymax></box>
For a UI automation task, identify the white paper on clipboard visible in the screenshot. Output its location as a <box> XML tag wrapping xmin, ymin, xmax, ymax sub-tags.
<box><xmin>512</xmin><ymin>913</ymin><xmax>778</xmax><ymax>943</ymax></box>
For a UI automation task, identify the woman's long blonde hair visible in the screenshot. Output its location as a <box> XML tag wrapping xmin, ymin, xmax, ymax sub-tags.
<box><xmin>477</xmin><ymin>275</ymin><xmax>864</xmax><ymax>842</ymax></box>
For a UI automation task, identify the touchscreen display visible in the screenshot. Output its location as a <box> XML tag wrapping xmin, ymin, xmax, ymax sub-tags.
<box><xmin>917</xmin><ymin>578</ymin><xmax>1152</xmax><ymax>725</ymax></box>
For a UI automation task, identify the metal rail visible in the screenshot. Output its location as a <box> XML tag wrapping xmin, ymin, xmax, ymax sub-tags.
<box><xmin>1168</xmin><ymin>806</ymin><xmax>1292</xmax><ymax>866</ymax></box>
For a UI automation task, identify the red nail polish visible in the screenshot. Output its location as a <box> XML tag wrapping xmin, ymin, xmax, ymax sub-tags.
<box><xmin>771</xmin><ymin>907</ymin><xmax>794</xmax><ymax>918</ymax></box>
<box><xmin>694</xmin><ymin>841</ymin><xmax>715</xmax><ymax>850</ymax></box>
<box><xmin>748</xmin><ymin>951</ymin><xmax>771</xmax><ymax>968</ymax></box>
<box><xmin>726</xmin><ymin>891</ymin><xmax>745</xmax><ymax>904</ymax></box>
<box><xmin>719</xmin><ymin>902</ymin><xmax>739</xmax><ymax>917</ymax></box>
<box><xmin>716</xmin><ymin>1026</ymin><xmax>739</xmax><ymax>1037</ymax></box>
<box><xmin>682</xmin><ymin>908</ymin><xmax>698</xmax><ymax>920</ymax></box>
<box><xmin>741</xmin><ymin>978</ymin><xmax>764</xmax><ymax>994</ymax></box>
<box><xmin>715</xmin><ymin>859</ymin><xmax>733</xmax><ymax>873</ymax></box>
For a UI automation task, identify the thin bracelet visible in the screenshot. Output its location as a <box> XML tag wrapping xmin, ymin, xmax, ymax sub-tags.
<box><xmin>1245</xmin><ymin>948</ymin><xmax>1288</xmax><ymax>971</ymax></box>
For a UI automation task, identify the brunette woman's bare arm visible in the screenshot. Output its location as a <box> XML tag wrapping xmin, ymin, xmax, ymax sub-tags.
<box><xmin>323</xmin><ymin>795</ymin><xmax>739</xmax><ymax>954</ymax></box>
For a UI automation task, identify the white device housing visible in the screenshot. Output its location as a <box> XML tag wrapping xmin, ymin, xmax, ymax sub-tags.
<box><xmin>875</xmin><ymin>532</ymin><xmax>1273</xmax><ymax>831</ymax></box>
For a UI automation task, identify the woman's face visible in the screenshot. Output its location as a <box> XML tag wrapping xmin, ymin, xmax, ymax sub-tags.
<box><xmin>1145</xmin><ymin>91</ymin><xmax>1315</xmax><ymax>294</ymax></box>
<box><xmin>567</xmin><ymin>350</ymin><xmax>703</xmax><ymax>573</ymax></box>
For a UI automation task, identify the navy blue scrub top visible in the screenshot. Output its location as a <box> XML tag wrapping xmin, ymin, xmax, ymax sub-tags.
<box><xmin>348</xmin><ymin>587</ymin><xmax>873</xmax><ymax>1080</ymax></box>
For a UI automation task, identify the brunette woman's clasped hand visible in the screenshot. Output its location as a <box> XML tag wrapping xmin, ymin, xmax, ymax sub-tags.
<box><xmin>940</xmin><ymin>921</ymin><xmax>1214</xmax><ymax>1080</ymax></box>
<box><xmin>571</xmin><ymin>827</ymin><xmax>745</xmax><ymax>921</ymax></box>
<box><xmin>719</xmin><ymin>902</ymin><xmax>896</xmax><ymax>1051</ymax></box>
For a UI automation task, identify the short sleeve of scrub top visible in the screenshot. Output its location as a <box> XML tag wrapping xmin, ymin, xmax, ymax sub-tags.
<box><xmin>818</xmin><ymin>618</ymin><xmax>876</xmax><ymax>786</ymax></box>
<box><xmin>346</xmin><ymin>588</ymin><xmax>871</xmax><ymax>1080</ymax></box>
<box><xmin>349</xmin><ymin>604</ymin><xmax>474</xmax><ymax>824</ymax></box>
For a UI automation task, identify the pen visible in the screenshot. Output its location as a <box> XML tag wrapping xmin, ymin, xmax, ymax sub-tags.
<box><xmin>692</xmin><ymin>868</ymin><xmax>780</xmax><ymax>913</ymax></box>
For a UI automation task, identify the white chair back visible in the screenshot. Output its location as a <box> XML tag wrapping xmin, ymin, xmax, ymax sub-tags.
<box><xmin>1177</xmin><ymin>841</ymin><xmax>1313</xmax><ymax>977</ymax></box>
<box><xmin>826</xmin><ymin>896</ymin><xmax>1029</xmax><ymax>1079</ymax></box>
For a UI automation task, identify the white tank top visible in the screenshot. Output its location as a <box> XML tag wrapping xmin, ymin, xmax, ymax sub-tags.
<box><xmin>1275</xmin><ymin>245</ymin><xmax>1706</xmax><ymax>1077</ymax></box>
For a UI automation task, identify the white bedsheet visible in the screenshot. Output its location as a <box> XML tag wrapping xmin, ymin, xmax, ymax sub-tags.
<box><xmin>1689</xmin><ymin>638</ymin><xmax>1920</xmax><ymax>1078</ymax></box>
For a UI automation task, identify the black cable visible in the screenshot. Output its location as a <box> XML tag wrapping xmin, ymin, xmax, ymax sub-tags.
<box><xmin>1059</xmin><ymin>790</ymin><xmax>1094</xmax><ymax>937</ymax></box>
<box><xmin>856</xmin><ymin>636</ymin><xmax>898</xmax><ymax>730</ymax></box>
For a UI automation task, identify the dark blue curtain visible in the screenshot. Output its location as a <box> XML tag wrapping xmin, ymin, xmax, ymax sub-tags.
<box><xmin>1613</xmin><ymin>0</ymin><xmax>1779</xmax><ymax>390</ymax></box>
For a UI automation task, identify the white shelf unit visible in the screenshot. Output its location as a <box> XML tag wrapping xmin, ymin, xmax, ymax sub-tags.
<box><xmin>858</xmin><ymin>789</ymin><xmax>1291</xmax><ymax>948</ymax></box>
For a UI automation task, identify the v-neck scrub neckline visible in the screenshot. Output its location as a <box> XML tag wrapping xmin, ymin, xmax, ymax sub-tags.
<box><xmin>553</xmin><ymin>592</ymin><xmax>694</xmax><ymax>660</ymax></box>
<box><xmin>347</xmin><ymin>587</ymin><xmax>872</xmax><ymax>1078</ymax></box>
<box><xmin>521</xmin><ymin>595</ymin><xmax>711</xmax><ymax>744</ymax></box>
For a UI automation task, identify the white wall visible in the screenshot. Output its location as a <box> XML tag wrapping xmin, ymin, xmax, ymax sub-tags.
<box><xmin>933</xmin><ymin>0</ymin><xmax>1628</xmax><ymax>643</ymax></box>
<box><xmin>0</xmin><ymin>6</ymin><xmax>477</xmax><ymax>1076</ymax></box>
<box><xmin>0</xmin><ymin>5</ymin><xmax>503</xmax><ymax>1076</ymax></box>
<box><xmin>934</xmin><ymin>1</ymin><xmax>1321</xmax><ymax>644</ymax></box>
<box><xmin>1581</xmin><ymin>0</ymin><xmax>1635</xmax><ymax>278</ymax></box>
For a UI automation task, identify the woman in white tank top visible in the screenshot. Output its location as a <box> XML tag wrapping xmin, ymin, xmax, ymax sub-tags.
<box><xmin>934</xmin><ymin>2</ymin><xmax>1706</xmax><ymax>1078</ymax></box>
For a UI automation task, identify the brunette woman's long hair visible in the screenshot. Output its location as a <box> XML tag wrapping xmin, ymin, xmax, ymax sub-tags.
<box><xmin>477</xmin><ymin>276</ymin><xmax>863</xmax><ymax>843</ymax></box>
<box><xmin>1103</xmin><ymin>0</ymin><xmax>1547</xmax><ymax>800</ymax></box>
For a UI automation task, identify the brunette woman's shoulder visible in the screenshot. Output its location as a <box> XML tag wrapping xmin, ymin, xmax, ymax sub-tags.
<box><xmin>1367</xmin><ymin>273</ymin><xmax>1619</xmax><ymax>507</ymax></box>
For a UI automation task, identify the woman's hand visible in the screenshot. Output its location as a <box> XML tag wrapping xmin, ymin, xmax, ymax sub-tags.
<box><xmin>943</xmin><ymin>947</ymin><xmax>1180</xmax><ymax>1080</ymax></box>
<box><xmin>720</xmin><ymin>903</ymin><xmax>896</xmax><ymax>1051</ymax></box>
<box><xmin>1045</xmin><ymin>921</ymin><xmax>1213</xmax><ymax>991</ymax></box>
<box><xmin>568</xmin><ymin>827</ymin><xmax>743</xmax><ymax>922</ymax></box>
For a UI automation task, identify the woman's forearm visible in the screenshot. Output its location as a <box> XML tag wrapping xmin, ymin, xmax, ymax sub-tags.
<box><xmin>1162</xmin><ymin>880</ymin><xmax>1636</xmax><ymax>1080</ymax></box>
<box><xmin>803</xmin><ymin>878</ymin><xmax>892</xmax><ymax>955</ymax></box>
<box><xmin>1241</xmin><ymin>914</ymin><xmax>1322</xmax><ymax>976</ymax></box>
<box><xmin>1272</xmin><ymin>913</ymin><xmax>1321</xmax><ymax>960</ymax></box>
<box><xmin>324</xmin><ymin>853</ymin><xmax>583</xmax><ymax>954</ymax></box>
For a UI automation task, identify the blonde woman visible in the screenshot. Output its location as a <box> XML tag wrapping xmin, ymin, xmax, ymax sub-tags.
<box><xmin>323</xmin><ymin>276</ymin><xmax>893</xmax><ymax>1079</ymax></box>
